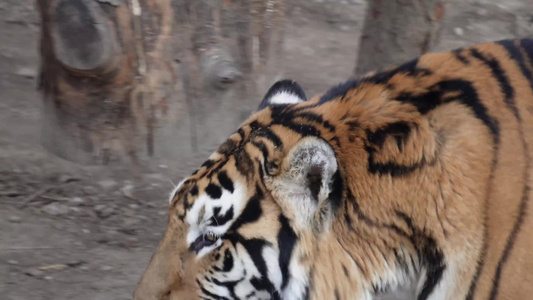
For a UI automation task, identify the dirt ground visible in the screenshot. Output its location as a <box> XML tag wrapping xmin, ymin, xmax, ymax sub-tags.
<box><xmin>1</xmin><ymin>0</ymin><xmax>531</xmax><ymax>299</ymax></box>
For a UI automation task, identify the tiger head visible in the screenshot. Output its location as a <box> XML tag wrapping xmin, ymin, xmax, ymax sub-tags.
<box><xmin>134</xmin><ymin>80</ymin><xmax>349</xmax><ymax>300</ymax></box>
<box><xmin>133</xmin><ymin>41</ymin><xmax>530</xmax><ymax>300</ymax></box>
<box><xmin>134</xmin><ymin>69</ymin><xmax>448</xmax><ymax>299</ymax></box>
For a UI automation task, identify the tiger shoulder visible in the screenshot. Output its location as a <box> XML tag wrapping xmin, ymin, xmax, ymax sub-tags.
<box><xmin>135</xmin><ymin>39</ymin><xmax>533</xmax><ymax>300</ymax></box>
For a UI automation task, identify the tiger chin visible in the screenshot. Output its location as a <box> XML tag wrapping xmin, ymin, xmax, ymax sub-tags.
<box><xmin>134</xmin><ymin>39</ymin><xmax>533</xmax><ymax>300</ymax></box>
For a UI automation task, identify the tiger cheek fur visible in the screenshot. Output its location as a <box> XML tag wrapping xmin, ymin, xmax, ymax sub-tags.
<box><xmin>135</xmin><ymin>40</ymin><xmax>533</xmax><ymax>300</ymax></box>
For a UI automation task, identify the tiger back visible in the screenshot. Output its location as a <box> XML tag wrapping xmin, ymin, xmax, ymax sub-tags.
<box><xmin>135</xmin><ymin>39</ymin><xmax>533</xmax><ymax>300</ymax></box>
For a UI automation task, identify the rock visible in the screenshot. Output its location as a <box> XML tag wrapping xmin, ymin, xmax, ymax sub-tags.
<box><xmin>15</xmin><ymin>66</ymin><xmax>37</xmax><ymax>79</ymax></box>
<box><xmin>8</xmin><ymin>260</ymin><xmax>19</xmax><ymax>265</ymax></box>
<box><xmin>8</xmin><ymin>216</ymin><xmax>21</xmax><ymax>223</ymax></box>
<box><xmin>94</xmin><ymin>204</ymin><xmax>115</xmax><ymax>218</ymax></box>
<box><xmin>118</xmin><ymin>228</ymin><xmax>136</xmax><ymax>236</ymax></box>
<box><xmin>24</xmin><ymin>268</ymin><xmax>45</xmax><ymax>278</ymax></box>
<box><xmin>144</xmin><ymin>173</ymin><xmax>165</xmax><ymax>181</ymax></box>
<box><xmin>123</xmin><ymin>218</ymin><xmax>141</xmax><ymax>227</ymax></box>
<box><xmin>339</xmin><ymin>25</ymin><xmax>350</xmax><ymax>32</ymax></box>
<box><xmin>83</xmin><ymin>186</ymin><xmax>97</xmax><ymax>195</ymax></box>
<box><xmin>476</xmin><ymin>8</ymin><xmax>488</xmax><ymax>16</ymax></box>
<box><xmin>81</xmin><ymin>229</ymin><xmax>91</xmax><ymax>234</ymax></box>
<box><xmin>94</xmin><ymin>204</ymin><xmax>106</xmax><ymax>212</ymax></box>
<box><xmin>44</xmin><ymin>276</ymin><xmax>53</xmax><ymax>280</ymax></box>
<box><xmin>107</xmin><ymin>229</ymin><xmax>119</xmax><ymax>236</ymax></box>
<box><xmin>98</xmin><ymin>0</ymin><xmax>121</xmax><ymax>6</ymax></box>
<box><xmin>69</xmin><ymin>207</ymin><xmax>81</xmax><ymax>213</ymax></box>
<box><xmin>100</xmin><ymin>265</ymin><xmax>113</xmax><ymax>271</ymax></box>
<box><xmin>85</xmin><ymin>209</ymin><xmax>98</xmax><ymax>219</ymax></box>
<box><xmin>70</xmin><ymin>197</ymin><xmax>85</xmax><ymax>205</ymax></box>
<box><xmin>98</xmin><ymin>179</ymin><xmax>117</xmax><ymax>189</ymax></box>
<box><xmin>58</xmin><ymin>174</ymin><xmax>79</xmax><ymax>183</ymax></box>
<box><xmin>121</xmin><ymin>184</ymin><xmax>134</xmax><ymax>198</ymax></box>
<box><xmin>53</xmin><ymin>224</ymin><xmax>65</xmax><ymax>231</ymax></box>
<box><xmin>122</xmin><ymin>208</ymin><xmax>136</xmax><ymax>217</ymax></box>
<box><xmin>38</xmin><ymin>264</ymin><xmax>68</xmax><ymax>271</ymax></box>
<box><xmin>303</xmin><ymin>47</ymin><xmax>315</xmax><ymax>56</ymax></box>
<box><xmin>144</xmin><ymin>201</ymin><xmax>156</xmax><ymax>208</ymax></box>
<box><xmin>97</xmin><ymin>237</ymin><xmax>110</xmax><ymax>244</ymax></box>
<box><xmin>66</xmin><ymin>260</ymin><xmax>86</xmax><ymax>268</ymax></box>
<box><xmin>453</xmin><ymin>27</ymin><xmax>464</xmax><ymax>36</ymax></box>
<box><xmin>136</xmin><ymin>215</ymin><xmax>149</xmax><ymax>221</ymax></box>
<box><xmin>3</xmin><ymin>191</ymin><xmax>23</xmax><ymax>197</ymax></box>
<box><xmin>42</xmin><ymin>203</ymin><xmax>70</xmax><ymax>216</ymax></box>
<box><xmin>496</xmin><ymin>4</ymin><xmax>508</xmax><ymax>10</ymax></box>
<box><xmin>128</xmin><ymin>204</ymin><xmax>139</xmax><ymax>210</ymax></box>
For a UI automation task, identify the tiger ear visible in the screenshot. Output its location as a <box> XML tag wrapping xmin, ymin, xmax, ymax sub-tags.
<box><xmin>264</xmin><ymin>137</ymin><xmax>343</xmax><ymax>233</ymax></box>
<box><xmin>258</xmin><ymin>79</ymin><xmax>307</xmax><ymax>110</ymax></box>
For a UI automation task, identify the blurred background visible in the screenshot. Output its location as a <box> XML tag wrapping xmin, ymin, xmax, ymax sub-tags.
<box><xmin>0</xmin><ymin>0</ymin><xmax>532</xmax><ymax>299</ymax></box>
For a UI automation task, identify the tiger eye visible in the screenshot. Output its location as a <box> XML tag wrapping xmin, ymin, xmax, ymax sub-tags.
<box><xmin>205</xmin><ymin>232</ymin><xmax>217</xmax><ymax>242</ymax></box>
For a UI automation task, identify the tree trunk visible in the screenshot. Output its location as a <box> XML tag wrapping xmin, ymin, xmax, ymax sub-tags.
<box><xmin>171</xmin><ymin>0</ymin><xmax>286</xmax><ymax>155</ymax></box>
<box><xmin>354</xmin><ymin>0</ymin><xmax>446</xmax><ymax>76</ymax></box>
<box><xmin>37</xmin><ymin>0</ymin><xmax>286</xmax><ymax>166</ymax></box>
<box><xmin>37</xmin><ymin>0</ymin><xmax>175</xmax><ymax>165</ymax></box>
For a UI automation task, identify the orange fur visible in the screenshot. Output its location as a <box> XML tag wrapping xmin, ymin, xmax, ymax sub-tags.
<box><xmin>135</xmin><ymin>39</ymin><xmax>533</xmax><ymax>300</ymax></box>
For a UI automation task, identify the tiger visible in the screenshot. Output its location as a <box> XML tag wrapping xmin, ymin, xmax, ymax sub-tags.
<box><xmin>134</xmin><ymin>39</ymin><xmax>533</xmax><ymax>300</ymax></box>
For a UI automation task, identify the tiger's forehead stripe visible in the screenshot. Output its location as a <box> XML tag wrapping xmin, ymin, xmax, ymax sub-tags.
<box><xmin>171</xmin><ymin>121</ymin><xmax>278</xmax><ymax>220</ymax></box>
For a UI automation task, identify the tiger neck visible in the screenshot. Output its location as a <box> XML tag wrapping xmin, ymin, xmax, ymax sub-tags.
<box><xmin>290</xmin><ymin>231</ymin><xmax>368</xmax><ymax>299</ymax></box>
<box><xmin>282</xmin><ymin>201</ymin><xmax>421</xmax><ymax>300</ymax></box>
